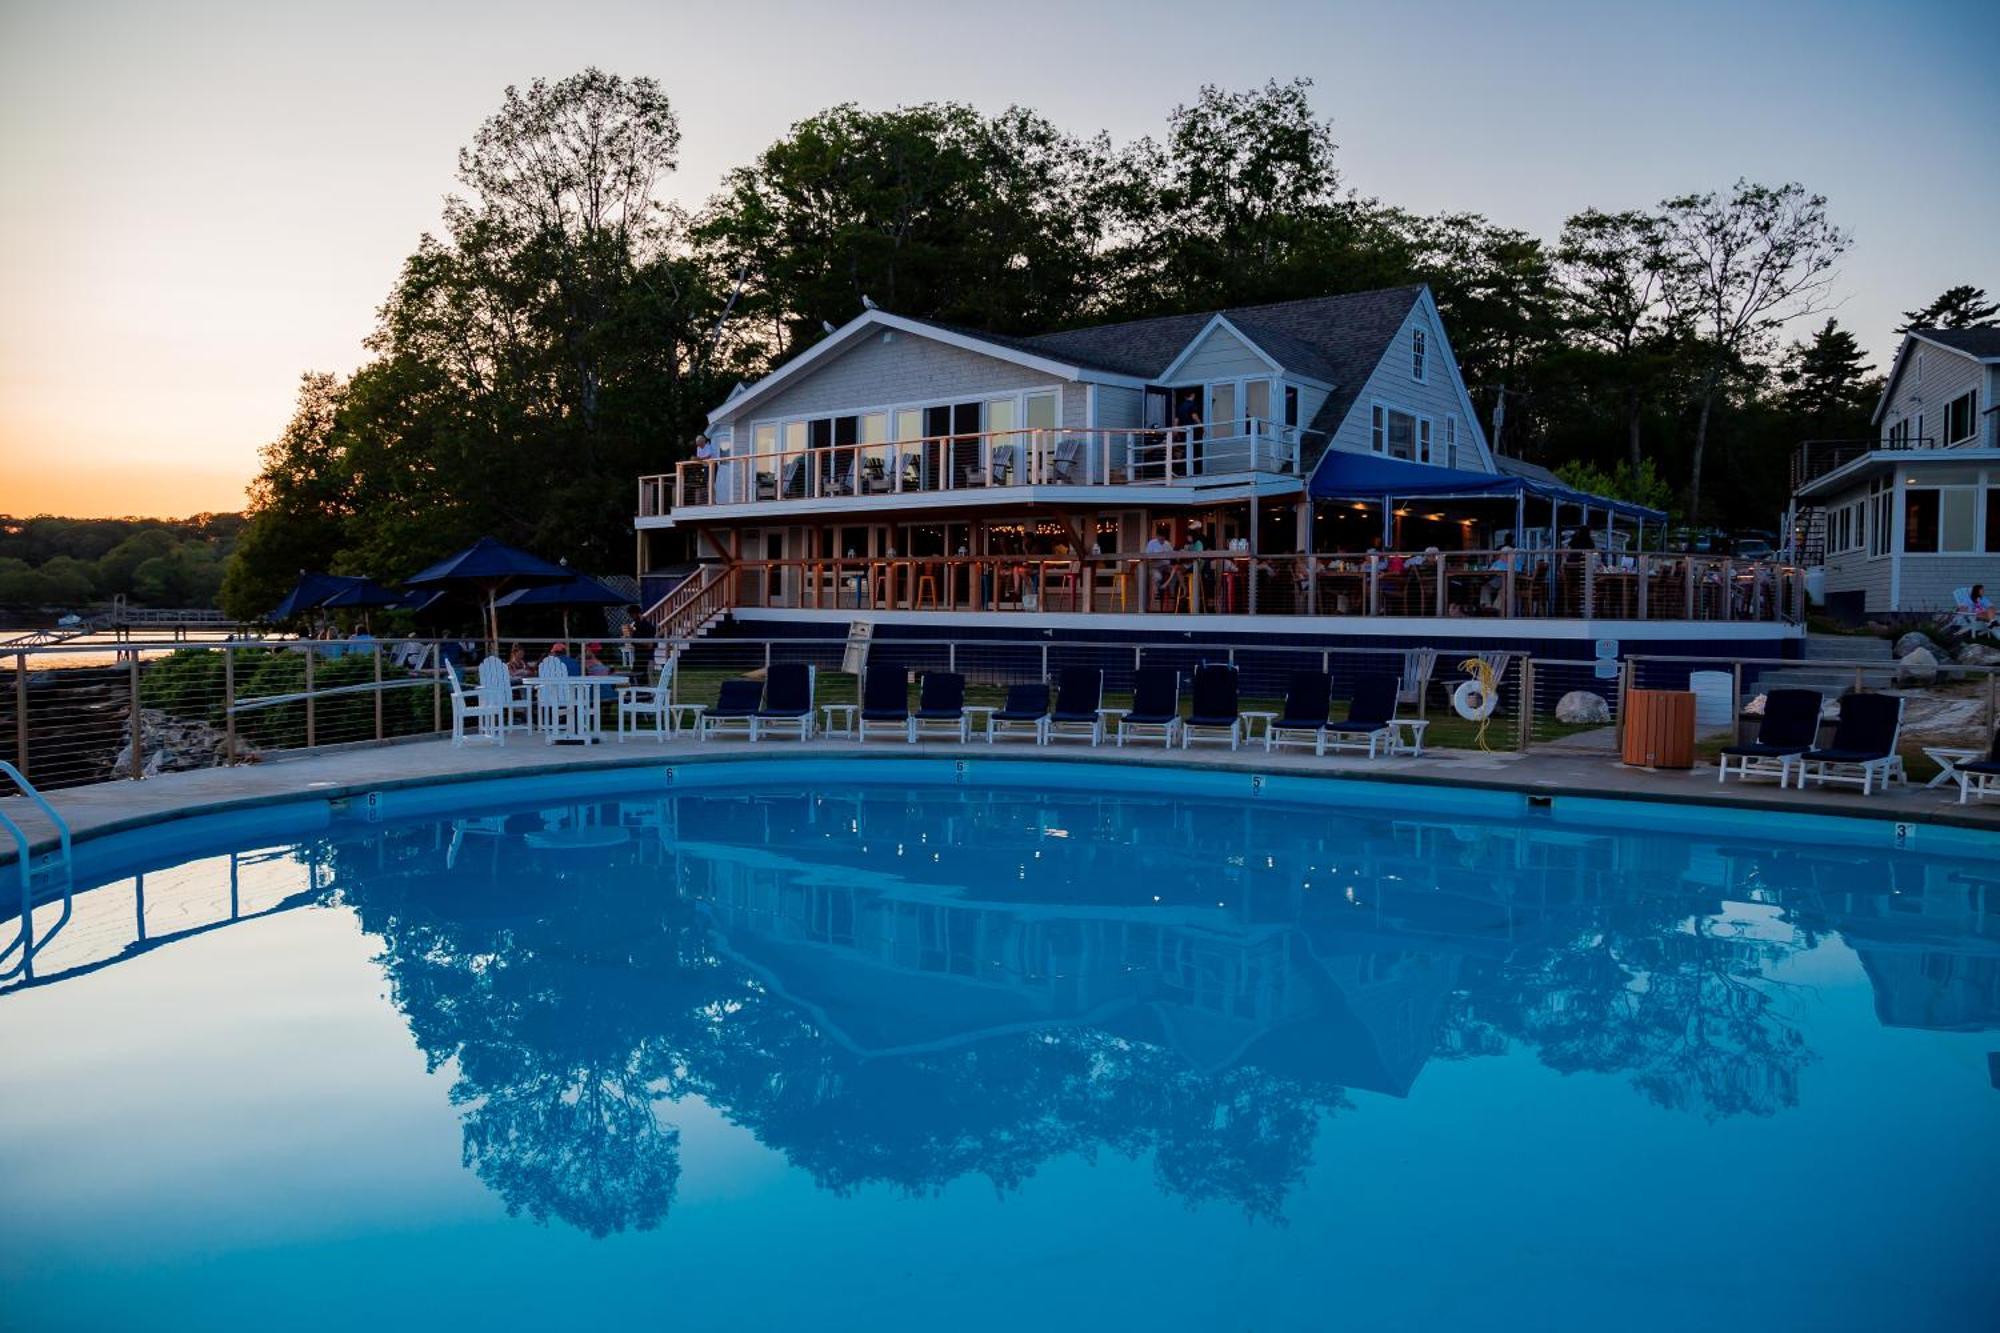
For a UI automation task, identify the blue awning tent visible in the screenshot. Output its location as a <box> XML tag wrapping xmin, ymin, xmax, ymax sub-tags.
<box><xmin>1307</xmin><ymin>452</ymin><xmax>1667</xmax><ymax>525</ymax></box>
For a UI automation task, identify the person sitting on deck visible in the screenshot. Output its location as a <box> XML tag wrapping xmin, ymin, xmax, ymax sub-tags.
<box><xmin>1971</xmin><ymin>584</ymin><xmax>1997</xmax><ymax>623</ymax></box>
<box><xmin>542</xmin><ymin>642</ymin><xmax>574</xmax><ymax>675</ymax></box>
<box><xmin>505</xmin><ymin>643</ymin><xmax>532</xmax><ymax>678</ymax></box>
<box><xmin>581</xmin><ymin>643</ymin><xmax>611</xmax><ymax>676</ymax></box>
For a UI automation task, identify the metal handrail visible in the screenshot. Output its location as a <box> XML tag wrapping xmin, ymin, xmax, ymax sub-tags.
<box><xmin>1</xmin><ymin>759</ymin><xmax>74</xmax><ymax>981</ymax></box>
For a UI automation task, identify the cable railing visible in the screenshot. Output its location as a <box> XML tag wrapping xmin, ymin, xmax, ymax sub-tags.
<box><xmin>705</xmin><ymin>549</ymin><xmax>1807</xmax><ymax>623</ymax></box>
<box><xmin>640</xmin><ymin>421</ymin><xmax>1307</xmax><ymax>515</ymax></box>
<box><xmin>6</xmin><ymin>637</ymin><xmax>1990</xmax><ymax>797</ymax></box>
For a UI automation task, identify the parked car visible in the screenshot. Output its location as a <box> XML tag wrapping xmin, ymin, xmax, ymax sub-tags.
<box><xmin>1732</xmin><ymin>537</ymin><xmax>1775</xmax><ymax>562</ymax></box>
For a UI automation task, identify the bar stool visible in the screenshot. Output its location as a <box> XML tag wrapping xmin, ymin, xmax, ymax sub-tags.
<box><xmin>915</xmin><ymin>567</ymin><xmax>940</xmax><ymax>608</ymax></box>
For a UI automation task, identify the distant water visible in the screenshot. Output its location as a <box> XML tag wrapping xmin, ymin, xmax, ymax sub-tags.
<box><xmin>4</xmin><ymin>631</ymin><xmax>249</xmax><ymax>672</ymax></box>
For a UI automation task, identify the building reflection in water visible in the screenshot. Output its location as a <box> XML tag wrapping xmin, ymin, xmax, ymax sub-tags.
<box><xmin>19</xmin><ymin>786</ymin><xmax>1994</xmax><ymax>1238</ymax></box>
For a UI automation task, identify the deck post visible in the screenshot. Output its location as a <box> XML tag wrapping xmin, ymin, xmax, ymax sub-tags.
<box><xmin>128</xmin><ymin>651</ymin><xmax>143</xmax><ymax>780</ymax></box>
<box><xmin>1517</xmin><ymin>657</ymin><xmax>1534</xmax><ymax>752</ymax></box>
<box><xmin>1731</xmin><ymin>663</ymin><xmax>1743</xmax><ymax>746</ymax></box>
<box><xmin>373</xmin><ymin>643</ymin><xmax>385</xmax><ymax>742</ymax></box>
<box><xmin>1247</xmin><ymin>492</ymin><xmax>1260</xmax><ymax>617</ymax></box>
<box><xmin>13</xmin><ymin>652</ymin><xmax>28</xmax><ymax>781</ymax></box>
<box><xmin>304</xmin><ymin>647</ymin><xmax>316</xmax><ymax>749</ymax></box>
<box><xmin>224</xmin><ymin>646</ymin><xmax>237</xmax><ymax>765</ymax></box>
<box><xmin>1637</xmin><ymin>554</ymin><xmax>1650</xmax><ymax>620</ymax></box>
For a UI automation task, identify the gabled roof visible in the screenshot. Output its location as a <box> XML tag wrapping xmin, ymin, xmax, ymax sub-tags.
<box><xmin>1874</xmin><ymin>327</ymin><xmax>2000</xmax><ymax>424</ymax></box>
<box><xmin>1912</xmin><ymin>327</ymin><xmax>2000</xmax><ymax>361</ymax></box>
<box><xmin>710</xmin><ymin>286</ymin><xmax>1429</xmax><ymax>433</ymax></box>
<box><xmin>707</xmin><ymin>309</ymin><xmax>1151</xmax><ymax>424</ymax></box>
<box><xmin>1017</xmin><ymin>285</ymin><xmax>1426</xmax><ymax>389</ymax></box>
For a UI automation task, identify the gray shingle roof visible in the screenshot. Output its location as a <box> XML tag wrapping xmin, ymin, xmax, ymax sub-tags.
<box><xmin>1014</xmin><ymin>286</ymin><xmax>1426</xmax><ymax>388</ymax></box>
<box><xmin>1913</xmin><ymin>327</ymin><xmax>2000</xmax><ymax>360</ymax></box>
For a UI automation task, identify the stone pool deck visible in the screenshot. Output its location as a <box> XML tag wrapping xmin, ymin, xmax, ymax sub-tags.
<box><xmin>5</xmin><ymin>730</ymin><xmax>1997</xmax><ymax>858</ymax></box>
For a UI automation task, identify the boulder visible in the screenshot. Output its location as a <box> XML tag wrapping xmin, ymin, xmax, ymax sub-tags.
<box><xmin>1896</xmin><ymin>647</ymin><xmax>1939</xmax><ymax>687</ymax></box>
<box><xmin>1957</xmin><ymin>642</ymin><xmax>2000</xmax><ymax>668</ymax></box>
<box><xmin>1894</xmin><ymin>630</ymin><xmax>1938</xmax><ymax>660</ymax></box>
<box><xmin>1555</xmin><ymin>690</ymin><xmax>1612</xmax><ymax>724</ymax></box>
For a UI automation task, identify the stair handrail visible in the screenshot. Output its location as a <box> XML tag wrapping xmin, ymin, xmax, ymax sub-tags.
<box><xmin>644</xmin><ymin>564</ymin><xmax>732</xmax><ymax>643</ymax></box>
<box><xmin>0</xmin><ymin>760</ymin><xmax>74</xmax><ymax>982</ymax></box>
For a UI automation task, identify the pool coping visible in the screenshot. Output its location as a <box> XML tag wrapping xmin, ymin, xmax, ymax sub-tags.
<box><xmin>4</xmin><ymin>732</ymin><xmax>1996</xmax><ymax>868</ymax></box>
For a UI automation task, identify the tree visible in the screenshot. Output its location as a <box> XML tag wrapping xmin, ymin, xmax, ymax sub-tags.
<box><xmin>1898</xmin><ymin>284</ymin><xmax>1999</xmax><ymax>331</ymax></box>
<box><xmin>1777</xmin><ymin>318</ymin><xmax>1877</xmax><ymax>434</ymax></box>
<box><xmin>225</xmin><ymin>71</ymin><xmax>735</xmax><ymax>613</ymax></box>
<box><xmin>1656</xmin><ymin>181</ymin><xmax>1849</xmax><ymax>516</ymax></box>
<box><xmin>1413</xmin><ymin>213</ymin><xmax>1559</xmax><ymax>455</ymax></box>
<box><xmin>219</xmin><ymin>372</ymin><xmax>352</xmax><ymax>619</ymax></box>
<box><xmin>1103</xmin><ymin>78</ymin><xmax>1417</xmax><ymax>316</ymax></box>
<box><xmin>698</xmin><ymin>102</ymin><xmax>1112</xmax><ymax>354</ymax></box>
<box><xmin>1554</xmin><ymin>209</ymin><xmax>1681</xmax><ymax>471</ymax></box>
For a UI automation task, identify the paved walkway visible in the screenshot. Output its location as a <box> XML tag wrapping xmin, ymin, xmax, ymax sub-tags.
<box><xmin>5</xmin><ymin>729</ymin><xmax>1996</xmax><ymax>858</ymax></box>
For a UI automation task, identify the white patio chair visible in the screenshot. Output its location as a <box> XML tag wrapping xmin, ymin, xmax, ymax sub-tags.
<box><xmin>617</xmin><ymin>657</ymin><xmax>677</xmax><ymax>741</ymax></box>
<box><xmin>447</xmin><ymin>661</ymin><xmax>507</xmax><ymax>746</ymax></box>
<box><xmin>1398</xmin><ymin>648</ymin><xmax>1437</xmax><ymax>717</ymax></box>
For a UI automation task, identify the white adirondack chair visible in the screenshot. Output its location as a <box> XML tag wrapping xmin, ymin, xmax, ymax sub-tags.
<box><xmin>534</xmin><ymin>654</ymin><xmax>575</xmax><ymax>738</ymax></box>
<box><xmin>617</xmin><ymin>657</ymin><xmax>677</xmax><ymax>741</ymax></box>
<box><xmin>448</xmin><ymin>660</ymin><xmax>507</xmax><ymax>746</ymax></box>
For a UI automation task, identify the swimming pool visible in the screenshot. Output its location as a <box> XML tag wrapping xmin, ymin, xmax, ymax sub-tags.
<box><xmin>1</xmin><ymin>759</ymin><xmax>1995</xmax><ymax>1331</ymax></box>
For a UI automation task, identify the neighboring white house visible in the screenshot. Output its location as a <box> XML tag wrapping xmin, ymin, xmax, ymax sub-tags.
<box><xmin>1796</xmin><ymin>326</ymin><xmax>2000</xmax><ymax>617</ymax></box>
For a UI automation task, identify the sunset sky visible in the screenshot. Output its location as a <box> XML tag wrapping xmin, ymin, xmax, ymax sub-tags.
<box><xmin>1</xmin><ymin>0</ymin><xmax>1994</xmax><ymax>519</ymax></box>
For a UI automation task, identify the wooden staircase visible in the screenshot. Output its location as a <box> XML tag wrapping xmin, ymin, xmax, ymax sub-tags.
<box><xmin>642</xmin><ymin>564</ymin><xmax>733</xmax><ymax>650</ymax></box>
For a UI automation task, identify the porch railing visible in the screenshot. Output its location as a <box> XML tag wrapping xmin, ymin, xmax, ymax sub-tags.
<box><xmin>639</xmin><ymin>421</ymin><xmax>1306</xmax><ymax>517</ymax></box>
<box><xmin>711</xmin><ymin>549</ymin><xmax>1806</xmax><ymax>624</ymax></box>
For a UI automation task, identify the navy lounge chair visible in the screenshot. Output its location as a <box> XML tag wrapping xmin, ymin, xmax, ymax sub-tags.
<box><xmin>1118</xmin><ymin>667</ymin><xmax>1182</xmax><ymax>748</ymax></box>
<box><xmin>1797</xmin><ymin>692</ymin><xmax>1905</xmax><ymax>794</ymax></box>
<box><xmin>699</xmin><ymin>677</ymin><xmax>763</xmax><ymax>741</ymax></box>
<box><xmin>1182</xmin><ymin>663</ymin><xmax>1242</xmax><ymax>750</ymax></box>
<box><xmin>1048</xmin><ymin>667</ymin><xmax>1106</xmax><ymax>745</ymax></box>
<box><xmin>1266</xmin><ymin>671</ymin><xmax>1334</xmax><ymax>753</ymax></box>
<box><xmin>858</xmin><ymin>667</ymin><xmax>911</xmax><ymax>742</ymax></box>
<box><xmin>989</xmin><ymin>683</ymin><xmax>1052</xmax><ymax>745</ymax></box>
<box><xmin>910</xmin><ymin>671</ymin><xmax>968</xmax><ymax>743</ymax></box>
<box><xmin>1717</xmin><ymin>688</ymin><xmax>1822</xmax><ymax>786</ymax></box>
<box><xmin>1322</xmin><ymin>674</ymin><xmax>1401</xmax><ymax>758</ymax></box>
<box><xmin>753</xmin><ymin>663</ymin><xmax>817</xmax><ymax>741</ymax></box>
<box><xmin>1957</xmin><ymin>726</ymin><xmax>2000</xmax><ymax>804</ymax></box>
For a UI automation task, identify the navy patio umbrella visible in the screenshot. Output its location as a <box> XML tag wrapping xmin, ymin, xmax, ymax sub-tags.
<box><xmin>493</xmin><ymin>574</ymin><xmax>629</xmax><ymax>644</ymax></box>
<box><xmin>267</xmin><ymin>572</ymin><xmax>369</xmax><ymax>622</ymax></box>
<box><xmin>319</xmin><ymin>577</ymin><xmax>414</xmax><ymax>633</ymax></box>
<box><xmin>404</xmin><ymin>537</ymin><xmax>575</xmax><ymax>649</ymax></box>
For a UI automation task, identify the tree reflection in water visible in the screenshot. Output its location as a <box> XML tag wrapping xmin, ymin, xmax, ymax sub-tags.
<box><xmin>312</xmin><ymin>788</ymin><xmax>1996</xmax><ymax>1237</ymax></box>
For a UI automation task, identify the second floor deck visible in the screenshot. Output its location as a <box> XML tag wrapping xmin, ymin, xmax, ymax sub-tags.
<box><xmin>639</xmin><ymin>421</ymin><xmax>1308</xmax><ymax>519</ymax></box>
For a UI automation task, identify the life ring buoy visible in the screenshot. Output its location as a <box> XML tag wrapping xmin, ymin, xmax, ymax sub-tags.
<box><xmin>1453</xmin><ymin>677</ymin><xmax>1498</xmax><ymax>722</ymax></box>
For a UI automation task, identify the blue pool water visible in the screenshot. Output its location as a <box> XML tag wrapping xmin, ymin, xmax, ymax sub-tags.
<box><xmin>0</xmin><ymin>762</ymin><xmax>1995</xmax><ymax>1331</ymax></box>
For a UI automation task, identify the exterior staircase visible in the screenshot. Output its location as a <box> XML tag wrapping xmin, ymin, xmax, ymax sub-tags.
<box><xmin>642</xmin><ymin>564</ymin><xmax>733</xmax><ymax>657</ymax></box>
<box><xmin>1748</xmin><ymin>633</ymin><xmax>1896</xmax><ymax>700</ymax></box>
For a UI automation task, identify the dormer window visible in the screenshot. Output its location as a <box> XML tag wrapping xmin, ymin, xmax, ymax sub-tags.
<box><xmin>1412</xmin><ymin>329</ymin><xmax>1428</xmax><ymax>382</ymax></box>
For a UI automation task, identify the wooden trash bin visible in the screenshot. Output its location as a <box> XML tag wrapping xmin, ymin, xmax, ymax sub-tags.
<box><xmin>1622</xmin><ymin>688</ymin><xmax>1696</xmax><ymax>769</ymax></box>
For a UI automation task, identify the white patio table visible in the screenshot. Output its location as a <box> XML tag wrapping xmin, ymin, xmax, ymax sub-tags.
<box><xmin>535</xmin><ymin>675</ymin><xmax>626</xmax><ymax>744</ymax></box>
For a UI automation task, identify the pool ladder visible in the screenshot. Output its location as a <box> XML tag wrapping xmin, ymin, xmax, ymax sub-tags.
<box><xmin>1</xmin><ymin>761</ymin><xmax>73</xmax><ymax>983</ymax></box>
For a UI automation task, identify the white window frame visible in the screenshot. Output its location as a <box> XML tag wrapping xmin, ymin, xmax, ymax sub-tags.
<box><xmin>1944</xmin><ymin>389</ymin><xmax>1978</xmax><ymax>445</ymax></box>
<box><xmin>1412</xmin><ymin>328</ymin><xmax>1427</xmax><ymax>382</ymax></box>
<box><xmin>1370</xmin><ymin>398</ymin><xmax>1425</xmax><ymax>463</ymax></box>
